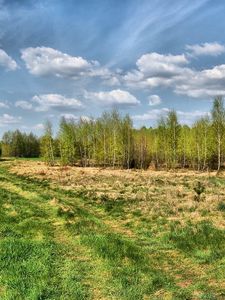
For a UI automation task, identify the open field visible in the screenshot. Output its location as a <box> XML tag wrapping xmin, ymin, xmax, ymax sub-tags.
<box><xmin>0</xmin><ymin>159</ymin><xmax>224</xmax><ymax>299</ymax></box>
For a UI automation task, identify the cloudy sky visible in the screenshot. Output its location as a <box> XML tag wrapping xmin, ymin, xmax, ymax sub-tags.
<box><xmin>1</xmin><ymin>0</ymin><xmax>225</xmax><ymax>135</ymax></box>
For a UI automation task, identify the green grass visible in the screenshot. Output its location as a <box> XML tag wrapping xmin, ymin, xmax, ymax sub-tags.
<box><xmin>168</xmin><ymin>221</ymin><xmax>225</xmax><ymax>263</ymax></box>
<box><xmin>0</xmin><ymin>163</ymin><xmax>224</xmax><ymax>299</ymax></box>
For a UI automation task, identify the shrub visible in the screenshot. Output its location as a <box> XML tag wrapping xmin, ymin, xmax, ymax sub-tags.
<box><xmin>218</xmin><ymin>201</ymin><xmax>225</xmax><ymax>212</ymax></box>
<box><xmin>194</xmin><ymin>181</ymin><xmax>205</xmax><ymax>201</ymax></box>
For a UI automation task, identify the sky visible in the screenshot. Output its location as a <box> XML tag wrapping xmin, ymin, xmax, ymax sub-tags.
<box><xmin>1</xmin><ymin>0</ymin><xmax>225</xmax><ymax>136</ymax></box>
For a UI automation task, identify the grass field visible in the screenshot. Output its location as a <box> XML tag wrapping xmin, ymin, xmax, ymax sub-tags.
<box><xmin>0</xmin><ymin>159</ymin><xmax>224</xmax><ymax>299</ymax></box>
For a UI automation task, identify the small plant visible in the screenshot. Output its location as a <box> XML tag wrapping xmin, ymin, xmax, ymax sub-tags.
<box><xmin>194</xmin><ymin>181</ymin><xmax>205</xmax><ymax>201</ymax></box>
<box><xmin>218</xmin><ymin>201</ymin><xmax>225</xmax><ymax>212</ymax></box>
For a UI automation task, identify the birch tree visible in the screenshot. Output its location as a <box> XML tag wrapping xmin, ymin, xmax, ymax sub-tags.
<box><xmin>211</xmin><ymin>96</ymin><xmax>225</xmax><ymax>172</ymax></box>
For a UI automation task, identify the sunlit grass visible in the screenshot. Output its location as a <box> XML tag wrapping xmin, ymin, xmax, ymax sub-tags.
<box><xmin>0</xmin><ymin>161</ymin><xmax>224</xmax><ymax>299</ymax></box>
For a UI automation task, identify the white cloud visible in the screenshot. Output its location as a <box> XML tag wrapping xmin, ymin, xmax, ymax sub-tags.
<box><xmin>103</xmin><ymin>76</ymin><xmax>121</xmax><ymax>86</ymax></box>
<box><xmin>124</xmin><ymin>52</ymin><xmax>190</xmax><ymax>89</ymax></box>
<box><xmin>174</xmin><ymin>64</ymin><xmax>225</xmax><ymax>98</ymax></box>
<box><xmin>148</xmin><ymin>95</ymin><xmax>162</xmax><ymax>106</ymax></box>
<box><xmin>21</xmin><ymin>47</ymin><xmax>111</xmax><ymax>79</ymax></box>
<box><xmin>176</xmin><ymin>110</ymin><xmax>210</xmax><ymax>124</ymax></box>
<box><xmin>21</xmin><ymin>123</ymin><xmax>45</xmax><ymax>131</ymax></box>
<box><xmin>60</xmin><ymin>113</ymin><xmax>91</xmax><ymax>122</ymax></box>
<box><xmin>133</xmin><ymin>108</ymin><xmax>210</xmax><ymax>124</ymax></box>
<box><xmin>85</xmin><ymin>89</ymin><xmax>140</xmax><ymax>107</ymax></box>
<box><xmin>0</xmin><ymin>114</ymin><xmax>22</xmax><ymax>125</ymax></box>
<box><xmin>0</xmin><ymin>101</ymin><xmax>9</xmax><ymax>108</ymax></box>
<box><xmin>60</xmin><ymin>113</ymin><xmax>78</xmax><ymax>120</ymax></box>
<box><xmin>124</xmin><ymin>49</ymin><xmax>225</xmax><ymax>98</ymax></box>
<box><xmin>32</xmin><ymin>94</ymin><xmax>84</xmax><ymax>112</ymax></box>
<box><xmin>133</xmin><ymin>108</ymin><xmax>170</xmax><ymax>121</ymax></box>
<box><xmin>136</xmin><ymin>52</ymin><xmax>188</xmax><ymax>77</ymax></box>
<box><xmin>33</xmin><ymin>123</ymin><xmax>45</xmax><ymax>130</ymax></box>
<box><xmin>186</xmin><ymin>42</ymin><xmax>225</xmax><ymax>57</ymax></box>
<box><xmin>0</xmin><ymin>49</ymin><xmax>18</xmax><ymax>70</ymax></box>
<box><xmin>15</xmin><ymin>100</ymin><xmax>33</xmax><ymax>110</ymax></box>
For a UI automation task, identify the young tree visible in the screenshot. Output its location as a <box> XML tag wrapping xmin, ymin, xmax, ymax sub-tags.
<box><xmin>40</xmin><ymin>121</ymin><xmax>55</xmax><ymax>166</ymax></box>
<box><xmin>211</xmin><ymin>96</ymin><xmax>225</xmax><ymax>172</ymax></box>
<box><xmin>166</xmin><ymin>110</ymin><xmax>180</xmax><ymax>169</ymax></box>
<box><xmin>178</xmin><ymin>125</ymin><xmax>191</xmax><ymax>168</ymax></box>
<box><xmin>58</xmin><ymin>117</ymin><xmax>77</xmax><ymax>166</ymax></box>
<box><xmin>156</xmin><ymin>116</ymin><xmax>168</xmax><ymax>168</ymax></box>
<box><xmin>121</xmin><ymin>114</ymin><xmax>133</xmax><ymax>169</ymax></box>
<box><xmin>1</xmin><ymin>131</ymin><xmax>13</xmax><ymax>157</ymax></box>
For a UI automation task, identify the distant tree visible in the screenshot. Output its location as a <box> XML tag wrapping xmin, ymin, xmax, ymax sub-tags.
<box><xmin>11</xmin><ymin>130</ymin><xmax>25</xmax><ymax>157</ymax></box>
<box><xmin>156</xmin><ymin>116</ymin><xmax>168</xmax><ymax>168</ymax></box>
<box><xmin>25</xmin><ymin>133</ymin><xmax>40</xmax><ymax>157</ymax></box>
<box><xmin>40</xmin><ymin>121</ymin><xmax>55</xmax><ymax>165</ymax></box>
<box><xmin>178</xmin><ymin>125</ymin><xmax>191</xmax><ymax>168</ymax></box>
<box><xmin>58</xmin><ymin>117</ymin><xmax>77</xmax><ymax>166</ymax></box>
<box><xmin>1</xmin><ymin>131</ymin><xmax>13</xmax><ymax>157</ymax></box>
<box><xmin>121</xmin><ymin>114</ymin><xmax>133</xmax><ymax>168</ymax></box>
<box><xmin>2</xmin><ymin>101</ymin><xmax>225</xmax><ymax>171</ymax></box>
<box><xmin>166</xmin><ymin>110</ymin><xmax>180</xmax><ymax>168</ymax></box>
<box><xmin>192</xmin><ymin>117</ymin><xmax>211</xmax><ymax>171</ymax></box>
<box><xmin>133</xmin><ymin>127</ymin><xmax>150</xmax><ymax>169</ymax></box>
<box><xmin>211</xmin><ymin>96</ymin><xmax>225</xmax><ymax>172</ymax></box>
<box><xmin>1</xmin><ymin>130</ymin><xmax>39</xmax><ymax>158</ymax></box>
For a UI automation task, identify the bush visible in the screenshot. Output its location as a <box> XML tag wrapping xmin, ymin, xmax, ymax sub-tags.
<box><xmin>194</xmin><ymin>181</ymin><xmax>205</xmax><ymax>201</ymax></box>
<box><xmin>218</xmin><ymin>201</ymin><xmax>225</xmax><ymax>212</ymax></box>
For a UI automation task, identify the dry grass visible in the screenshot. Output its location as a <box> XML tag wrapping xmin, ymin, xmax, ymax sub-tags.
<box><xmin>0</xmin><ymin>159</ymin><xmax>224</xmax><ymax>299</ymax></box>
<box><xmin>9</xmin><ymin>160</ymin><xmax>225</xmax><ymax>229</ymax></box>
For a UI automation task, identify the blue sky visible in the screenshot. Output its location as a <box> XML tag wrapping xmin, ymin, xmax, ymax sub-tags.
<box><xmin>1</xmin><ymin>0</ymin><xmax>225</xmax><ymax>135</ymax></box>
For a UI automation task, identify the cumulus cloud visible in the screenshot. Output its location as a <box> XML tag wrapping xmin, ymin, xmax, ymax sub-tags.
<box><xmin>174</xmin><ymin>64</ymin><xmax>225</xmax><ymax>98</ymax></box>
<box><xmin>148</xmin><ymin>95</ymin><xmax>162</xmax><ymax>106</ymax></box>
<box><xmin>15</xmin><ymin>100</ymin><xmax>33</xmax><ymax>110</ymax></box>
<box><xmin>123</xmin><ymin>48</ymin><xmax>225</xmax><ymax>98</ymax></box>
<box><xmin>85</xmin><ymin>89</ymin><xmax>140</xmax><ymax>107</ymax></box>
<box><xmin>176</xmin><ymin>110</ymin><xmax>210</xmax><ymax>124</ymax></box>
<box><xmin>33</xmin><ymin>123</ymin><xmax>44</xmax><ymax>130</ymax></box>
<box><xmin>21</xmin><ymin>47</ymin><xmax>111</xmax><ymax>79</ymax></box>
<box><xmin>136</xmin><ymin>52</ymin><xmax>188</xmax><ymax>77</ymax></box>
<box><xmin>0</xmin><ymin>114</ymin><xmax>22</xmax><ymax>125</ymax></box>
<box><xmin>0</xmin><ymin>49</ymin><xmax>18</xmax><ymax>70</ymax></box>
<box><xmin>133</xmin><ymin>108</ymin><xmax>170</xmax><ymax>121</ymax></box>
<box><xmin>32</xmin><ymin>94</ymin><xmax>84</xmax><ymax>112</ymax></box>
<box><xmin>133</xmin><ymin>108</ymin><xmax>209</xmax><ymax>124</ymax></box>
<box><xmin>21</xmin><ymin>123</ymin><xmax>45</xmax><ymax>131</ymax></box>
<box><xmin>60</xmin><ymin>113</ymin><xmax>91</xmax><ymax>122</ymax></box>
<box><xmin>124</xmin><ymin>52</ymin><xmax>190</xmax><ymax>89</ymax></box>
<box><xmin>186</xmin><ymin>42</ymin><xmax>225</xmax><ymax>57</ymax></box>
<box><xmin>0</xmin><ymin>101</ymin><xmax>9</xmax><ymax>108</ymax></box>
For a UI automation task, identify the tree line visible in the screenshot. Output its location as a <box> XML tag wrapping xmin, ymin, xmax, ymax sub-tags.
<box><xmin>1</xmin><ymin>97</ymin><xmax>225</xmax><ymax>171</ymax></box>
<box><xmin>1</xmin><ymin>130</ymin><xmax>40</xmax><ymax>158</ymax></box>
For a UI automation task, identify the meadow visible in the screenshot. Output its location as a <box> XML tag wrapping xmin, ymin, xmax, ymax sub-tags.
<box><xmin>0</xmin><ymin>159</ymin><xmax>224</xmax><ymax>299</ymax></box>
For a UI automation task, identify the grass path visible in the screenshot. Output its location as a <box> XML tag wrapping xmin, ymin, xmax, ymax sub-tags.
<box><xmin>0</xmin><ymin>165</ymin><xmax>224</xmax><ymax>299</ymax></box>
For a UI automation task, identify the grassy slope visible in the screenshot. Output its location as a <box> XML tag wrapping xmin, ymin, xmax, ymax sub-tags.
<box><xmin>0</xmin><ymin>162</ymin><xmax>224</xmax><ymax>299</ymax></box>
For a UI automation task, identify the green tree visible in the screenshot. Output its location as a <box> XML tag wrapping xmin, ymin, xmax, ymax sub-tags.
<box><xmin>40</xmin><ymin>121</ymin><xmax>55</xmax><ymax>166</ymax></box>
<box><xmin>58</xmin><ymin>117</ymin><xmax>77</xmax><ymax>166</ymax></box>
<box><xmin>166</xmin><ymin>110</ymin><xmax>180</xmax><ymax>168</ymax></box>
<box><xmin>211</xmin><ymin>96</ymin><xmax>225</xmax><ymax>172</ymax></box>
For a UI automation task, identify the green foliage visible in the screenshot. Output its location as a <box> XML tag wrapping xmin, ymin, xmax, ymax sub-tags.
<box><xmin>218</xmin><ymin>201</ymin><xmax>225</xmax><ymax>211</ymax></box>
<box><xmin>2</xmin><ymin>97</ymin><xmax>225</xmax><ymax>170</ymax></box>
<box><xmin>40</xmin><ymin>121</ymin><xmax>55</xmax><ymax>166</ymax></box>
<box><xmin>194</xmin><ymin>181</ymin><xmax>205</xmax><ymax>201</ymax></box>
<box><xmin>58</xmin><ymin>117</ymin><xmax>78</xmax><ymax>166</ymax></box>
<box><xmin>211</xmin><ymin>96</ymin><xmax>225</xmax><ymax>171</ymax></box>
<box><xmin>1</xmin><ymin>130</ymin><xmax>40</xmax><ymax>158</ymax></box>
